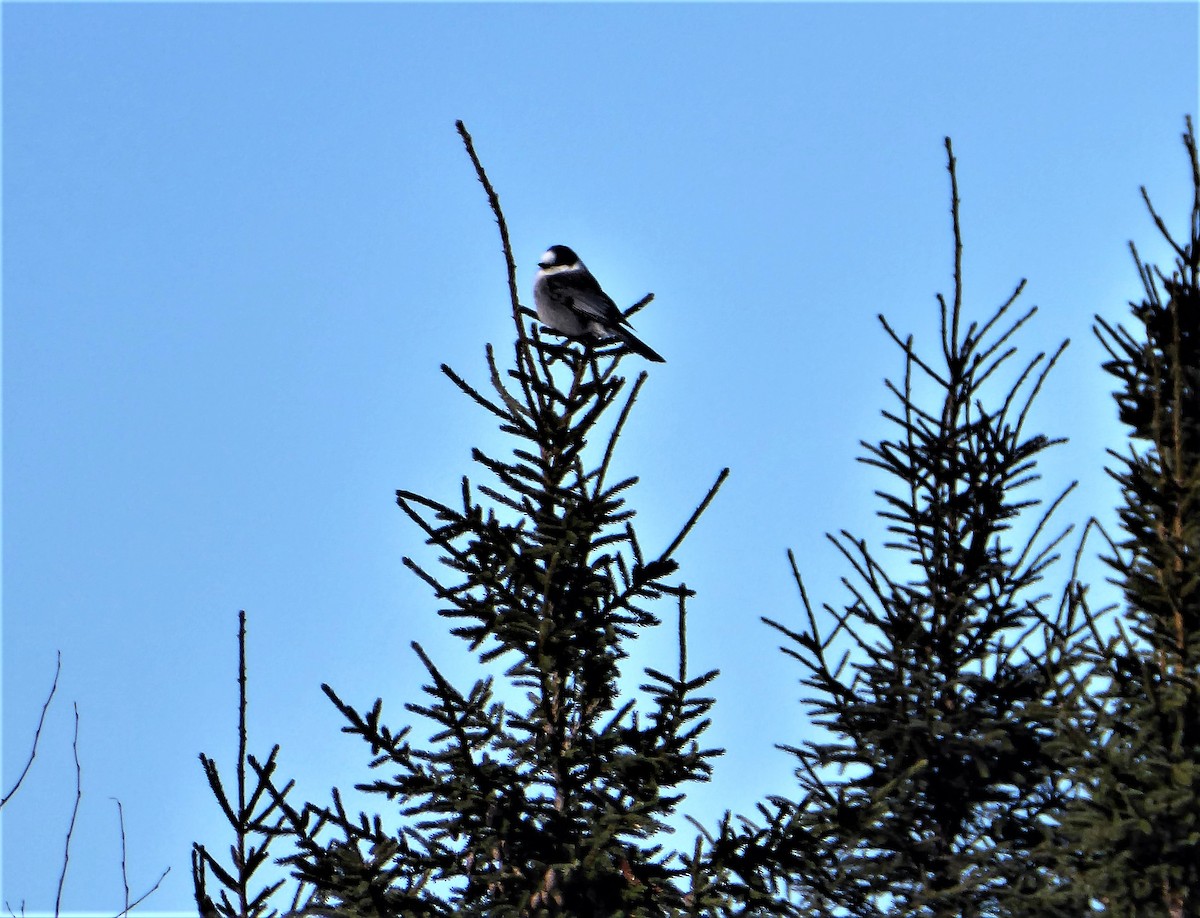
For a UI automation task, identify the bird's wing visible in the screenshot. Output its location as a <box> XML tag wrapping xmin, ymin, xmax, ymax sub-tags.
<box><xmin>546</xmin><ymin>270</ymin><xmax>625</xmax><ymax>326</ymax></box>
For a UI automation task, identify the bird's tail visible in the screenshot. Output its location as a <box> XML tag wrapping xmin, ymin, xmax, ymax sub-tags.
<box><xmin>614</xmin><ymin>326</ymin><xmax>666</xmax><ymax>363</ymax></box>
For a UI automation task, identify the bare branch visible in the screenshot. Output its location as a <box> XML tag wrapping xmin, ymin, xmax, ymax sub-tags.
<box><xmin>113</xmin><ymin>798</ymin><xmax>130</xmax><ymax>916</ymax></box>
<box><xmin>55</xmin><ymin>704</ymin><xmax>82</xmax><ymax>918</ymax></box>
<box><xmin>1</xmin><ymin>652</ymin><xmax>62</xmax><ymax>810</ymax></box>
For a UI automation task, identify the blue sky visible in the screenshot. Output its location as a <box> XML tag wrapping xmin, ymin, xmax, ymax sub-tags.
<box><xmin>3</xmin><ymin>2</ymin><xmax>1197</xmax><ymax>913</ymax></box>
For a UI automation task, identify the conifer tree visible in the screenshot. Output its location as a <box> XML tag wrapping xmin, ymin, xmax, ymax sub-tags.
<box><xmin>712</xmin><ymin>139</ymin><xmax>1086</xmax><ymax>917</ymax></box>
<box><xmin>1059</xmin><ymin>117</ymin><xmax>1200</xmax><ymax>918</ymax></box>
<box><xmin>245</xmin><ymin>123</ymin><xmax>728</xmax><ymax>917</ymax></box>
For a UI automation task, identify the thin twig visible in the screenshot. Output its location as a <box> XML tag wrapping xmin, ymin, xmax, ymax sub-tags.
<box><xmin>945</xmin><ymin>137</ymin><xmax>964</xmax><ymax>367</ymax></box>
<box><xmin>1</xmin><ymin>651</ymin><xmax>61</xmax><ymax>809</ymax></box>
<box><xmin>455</xmin><ymin>120</ymin><xmax>541</xmax><ymax>404</ymax></box>
<box><xmin>122</xmin><ymin>866</ymin><xmax>172</xmax><ymax>916</ymax></box>
<box><xmin>1140</xmin><ymin>185</ymin><xmax>1189</xmax><ymax>262</ymax></box>
<box><xmin>55</xmin><ymin>704</ymin><xmax>81</xmax><ymax>918</ymax></box>
<box><xmin>112</xmin><ymin>798</ymin><xmax>130</xmax><ymax>916</ymax></box>
<box><xmin>595</xmin><ymin>372</ymin><xmax>647</xmax><ymax>496</ymax></box>
<box><xmin>655</xmin><ymin>468</ymin><xmax>730</xmax><ymax>563</ymax></box>
<box><xmin>455</xmin><ymin>120</ymin><xmax>520</xmax><ymax>327</ymax></box>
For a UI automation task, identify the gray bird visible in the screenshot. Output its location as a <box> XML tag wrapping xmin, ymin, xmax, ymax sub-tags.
<box><xmin>532</xmin><ymin>245</ymin><xmax>665</xmax><ymax>363</ymax></box>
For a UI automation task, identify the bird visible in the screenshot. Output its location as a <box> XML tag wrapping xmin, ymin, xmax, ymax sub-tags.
<box><xmin>532</xmin><ymin>245</ymin><xmax>666</xmax><ymax>363</ymax></box>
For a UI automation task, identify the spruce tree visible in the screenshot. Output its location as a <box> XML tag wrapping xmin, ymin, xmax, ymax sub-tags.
<box><xmin>712</xmin><ymin>139</ymin><xmax>1086</xmax><ymax>917</ymax></box>
<box><xmin>1061</xmin><ymin>117</ymin><xmax>1200</xmax><ymax>917</ymax></box>
<box><xmin>244</xmin><ymin>123</ymin><xmax>727</xmax><ymax>917</ymax></box>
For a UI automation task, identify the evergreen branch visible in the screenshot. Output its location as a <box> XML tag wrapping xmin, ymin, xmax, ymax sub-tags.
<box><xmin>454</xmin><ymin>121</ymin><xmax>529</xmax><ymax>375</ymax></box>
<box><xmin>524</xmin><ymin>357</ymin><xmax>576</xmax><ymax>420</ymax></box>
<box><xmin>396</xmin><ymin>494</ymin><xmax>520</xmax><ymax>615</ymax></box>
<box><xmin>1</xmin><ymin>651</ymin><xmax>60</xmax><ymax>810</ymax></box>
<box><xmin>591</xmin><ymin>525</ymin><xmax>637</xmax><ymax>555</ymax></box>
<box><xmin>236</xmin><ymin>611</ymin><xmax>250</xmax><ymax>918</ymax></box>
<box><xmin>396</xmin><ymin>489</ymin><xmax>459</xmax><ymax>526</ymax></box>
<box><xmin>562</xmin><ymin>362</ymin><xmax>626</xmax><ymax>449</ymax></box>
<box><xmin>623</xmin><ymin>293</ymin><xmax>656</xmax><ymax>321</ymax></box>
<box><xmin>484</xmin><ymin>343</ymin><xmax>537</xmax><ymax>434</ymax></box>
<box><xmin>441</xmin><ymin>360</ymin><xmax>527</xmax><ymax>433</ymax></box>
<box><xmin>789</xmin><ymin>550</ymin><xmax>832</xmax><ymax>652</ymax></box>
<box><xmin>409</xmin><ymin>642</ymin><xmax>473</xmax><ymax>727</ymax></box>
<box><xmin>401</xmin><ymin>556</ymin><xmax>454</xmax><ymax>602</ymax></box>
<box><xmin>473</xmin><ymin>446</ymin><xmax>555</xmax><ymax>495</ymax></box>
<box><xmin>199</xmin><ymin>753</ymin><xmax>240</xmax><ymax>829</ymax></box>
<box><xmin>1014</xmin><ymin>339</ymin><xmax>1070</xmax><ymax>442</ymax></box>
<box><xmin>192</xmin><ymin>847</ymin><xmax>222</xmax><ymax>918</ymax></box>
<box><xmin>1188</xmin><ymin>115</ymin><xmax>1200</xmax><ymax>248</ymax></box>
<box><xmin>244</xmin><ymin>755</ymin><xmax>340</xmax><ymax>897</ymax></box>
<box><xmin>528</xmin><ymin>325</ymin><xmax>563</xmax><ymax>416</ymax></box>
<box><xmin>944</xmin><ymin>136</ymin><xmax>964</xmax><ymax>368</ymax></box>
<box><xmin>1093</xmin><ymin>301</ymin><xmax>1144</xmax><ymax>368</ymax></box>
<box><xmin>990</xmin><ymin>346</ymin><xmax>1042</xmax><ymax>433</ymax></box>
<box><xmin>1045</xmin><ymin>519</ymin><xmax>1112</xmax><ymax>654</ymax></box>
<box><xmin>192</xmin><ymin>848</ymin><xmax>241</xmax><ymax>901</ymax></box>
<box><xmin>1007</xmin><ymin>481</ymin><xmax>1076</xmax><ymax>583</ymax></box>
<box><xmin>971</xmin><ymin>343</ymin><xmax>1021</xmax><ymax>395</ymax></box>
<box><xmin>322</xmin><ymin>684</ymin><xmax>413</xmax><ymax>763</ymax></box>
<box><xmin>967</xmin><ymin>280</ymin><xmax>1028</xmax><ymax>367</ymax></box>
<box><xmin>626</xmin><ymin>522</ymin><xmax>646</xmax><ymax>570</ymax></box>
<box><xmin>1140</xmin><ymin>183</ymin><xmax>1190</xmax><ymax>263</ymax></box>
<box><xmin>1135</xmin><ymin>242</ymin><xmax>1166</xmax><ymax>306</ymax></box>
<box><xmin>595</xmin><ymin>372</ymin><xmax>647</xmax><ymax>497</ymax></box>
<box><xmin>878</xmin><ymin>318</ymin><xmax>949</xmax><ymax>389</ymax></box>
<box><xmin>899</xmin><ymin>345</ymin><xmax>938</xmax><ymax>578</ymax></box>
<box><xmin>476</xmin><ymin>483</ymin><xmax>531</xmax><ymax>517</ymax></box>
<box><xmin>881</xmin><ymin>366</ymin><xmax>942</xmax><ymax>429</ymax></box>
<box><xmin>973</xmin><ymin>292</ymin><xmax>1034</xmax><ymax>368</ymax></box>
<box><xmin>676</xmin><ymin>589</ymin><xmax>689</xmax><ymax>684</ymax></box>
<box><xmin>655</xmin><ymin>468</ymin><xmax>730</xmax><ymax>564</ymax></box>
<box><xmin>828</xmin><ymin>531</ymin><xmax>903</xmax><ymax>617</ymax></box>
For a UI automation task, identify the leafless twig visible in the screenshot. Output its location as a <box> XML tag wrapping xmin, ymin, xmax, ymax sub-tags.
<box><xmin>119</xmin><ymin>865</ymin><xmax>172</xmax><ymax>917</ymax></box>
<box><xmin>112</xmin><ymin>798</ymin><xmax>131</xmax><ymax>915</ymax></box>
<box><xmin>55</xmin><ymin>704</ymin><xmax>82</xmax><ymax>918</ymax></box>
<box><xmin>1</xmin><ymin>652</ymin><xmax>62</xmax><ymax>810</ymax></box>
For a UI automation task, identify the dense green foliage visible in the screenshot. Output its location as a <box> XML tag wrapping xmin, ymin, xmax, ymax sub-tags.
<box><xmin>1055</xmin><ymin>120</ymin><xmax>1200</xmax><ymax>918</ymax></box>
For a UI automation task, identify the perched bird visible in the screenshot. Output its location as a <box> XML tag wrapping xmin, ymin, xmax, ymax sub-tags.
<box><xmin>532</xmin><ymin>245</ymin><xmax>665</xmax><ymax>363</ymax></box>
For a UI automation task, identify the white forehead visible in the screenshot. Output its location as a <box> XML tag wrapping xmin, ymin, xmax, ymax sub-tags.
<box><xmin>540</xmin><ymin>248</ymin><xmax>558</xmax><ymax>265</ymax></box>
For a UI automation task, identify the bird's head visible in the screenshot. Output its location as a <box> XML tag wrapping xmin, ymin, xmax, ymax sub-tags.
<box><xmin>538</xmin><ymin>245</ymin><xmax>581</xmax><ymax>271</ymax></box>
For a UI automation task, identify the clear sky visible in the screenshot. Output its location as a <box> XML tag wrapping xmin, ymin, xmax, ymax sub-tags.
<box><xmin>3</xmin><ymin>2</ymin><xmax>1198</xmax><ymax>913</ymax></box>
